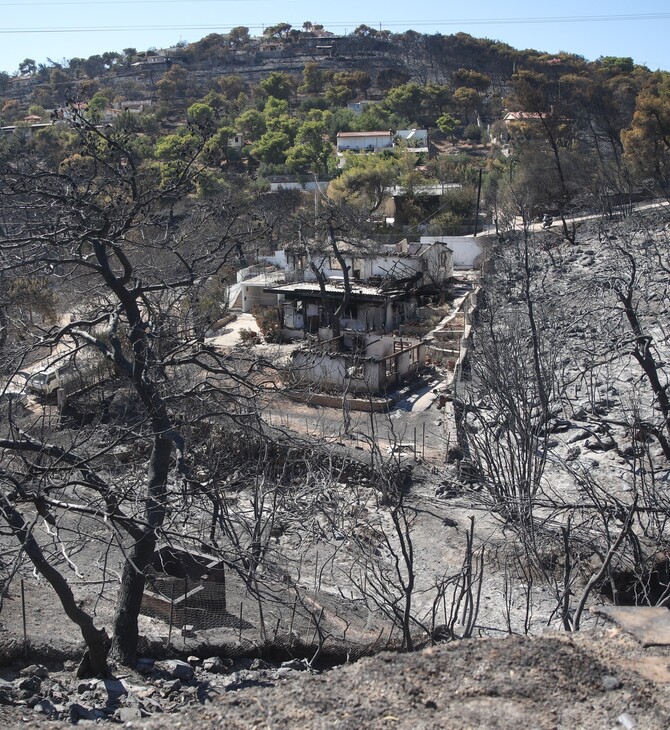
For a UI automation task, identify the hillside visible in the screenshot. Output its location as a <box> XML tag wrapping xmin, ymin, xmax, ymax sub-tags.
<box><xmin>2</xmin><ymin>27</ymin><xmax>667</xmax><ymax>240</ymax></box>
<box><xmin>0</xmin><ymin>21</ymin><xmax>670</xmax><ymax>730</ymax></box>
<box><xmin>1</xmin><ymin>29</ymin><xmax>598</xmax><ymax>103</ymax></box>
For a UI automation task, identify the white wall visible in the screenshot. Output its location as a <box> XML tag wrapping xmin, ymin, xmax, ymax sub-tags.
<box><xmin>269</xmin><ymin>180</ymin><xmax>322</xmax><ymax>192</ymax></box>
<box><xmin>290</xmin><ymin>350</ymin><xmax>385</xmax><ymax>393</ymax></box>
<box><xmin>420</xmin><ymin>243</ymin><xmax>454</xmax><ymax>281</ymax></box>
<box><xmin>420</xmin><ymin>236</ymin><xmax>483</xmax><ymax>269</ymax></box>
<box><xmin>369</xmin><ymin>256</ymin><xmax>422</xmax><ymax>278</ymax></box>
<box><xmin>260</xmin><ymin>250</ymin><xmax>287</xmax><ymax>268</ymax></box>
<box><xmin>397</xmin><ymin>128</ymin><xmax>428</xmax><ymax>146</ymax></box>
<box><xmin>242</xmin><ymin>284</ymin><xmax>281</xmax><ymax>312</ymax></box>
<box><xmin>336</xmin><ymin>133</ymin><xmax>393</xmax><ymax>152</ymax></box>
<box><xmin>283</xmin><ymin>303</ymin><xmax>304</xmax><ymax>330</ymax></box>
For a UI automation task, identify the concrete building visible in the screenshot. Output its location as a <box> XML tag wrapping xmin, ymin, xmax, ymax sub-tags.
<box><xmin>336</xmin><ymin>130</ymin><xmax>393</xmax><ymax>153</ymax></box>
<box><xmin>289</xmin><ymin>332</ymin><xmax>425</xmax><ymax>395</ymax></box>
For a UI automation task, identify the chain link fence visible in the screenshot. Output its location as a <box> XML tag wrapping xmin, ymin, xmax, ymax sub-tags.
<box><xmin>136</xmin><ymin>544</ymin><xmax>392</xmax><ymax>662</ymax></box>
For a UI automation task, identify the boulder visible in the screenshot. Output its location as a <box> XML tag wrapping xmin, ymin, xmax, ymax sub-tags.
<box><xmin>155</xmin><ymin>659</ymin><xmax>194</xmax><ymax>681</ymax></box>
<box><xmin>68</xmin><ymin>703</ymin><xmax>105</xmax><ymax>722</ymax></box>
<box><xmin>203</xmin><ymin>656</ymin><xmax>232</xmax><ymax>674</ymax></box>
<box><xmin>118</xmin><ymin>705</ymin><xmax>142</xmax><ymax>722</ymax></box>
<box><xmin>161</xmin><ymin>679</ymin><xmax>181</xmax><ymax>697</ymax></box>
<box><xmin>20</xmin><ymin>664</ymin><xmax>49</xmax><ymax>679</ymax></box>
<box><xmin>16</xmin><ymin>676</ymin><xmax>41</xmax><ymax>694</ymax></box>
<box><xmin>280</xmin><ymin>658</ymin><xmax>310</xmax><ymax>672</ymax></box>
<box><xmin>250</xmin><ymin>658</ymin><xmax>273</xmax><ymax>671</ymax></box>
<box><xmin>33</xmin><ymin>698</ymin><xmax>57</xmax><ymax>716</ymax></box>
<box><xmin>585</xmin><ymin>437</ymin><xmax>615</xmax><ymax>452</ymax></box>
<box><xmin>76</xmin><ymin>680</ymin><xmax>93</xmax><ymax>694</ymax></box>
<box><xmin>93</xmin><ymin>678</ymin><xmax>127</xmax><ymax>701</ymax></box>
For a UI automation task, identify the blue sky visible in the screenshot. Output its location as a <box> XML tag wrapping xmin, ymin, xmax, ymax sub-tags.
<box><xmin>1</xmin><ymin>0</ymin><xmax>668</xmax><ymax>75</ymax></box>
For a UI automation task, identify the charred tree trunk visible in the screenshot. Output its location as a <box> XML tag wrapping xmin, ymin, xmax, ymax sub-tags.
<box><xmin>521</xmin><ymin>230</ymin><xmax>550</xmax><ymax>419</ymax></box>
<box><xmin>329</xmin><ymin>223</ymin><xmax>353</xmax><ymax>346</ymax></box>
<box><xmin>617</xmin><ymin>297</ymin><xmax>670</xmax><ymax>460</ymax></box>
<box><xmin>613</xmin><ymin>246</ymin><xmax>670</xmax><ymax>461</ymax></box>
<box><xmin>0</xmin><ymin>495</ymin><xmax>110</xmax><ymax>677</ymax></box>
<box><xmin>109</xmin><ymin>433</ymin><xmax>172</xmax><ymax>666</ymax></box>
<box><xmin>540</xmin><ymin>118</ymin><xmax>575</xmax><ymax>244</ymax></box>
<box><xmin>0</xmin><ymin>306</ymin><xmax>7</xmax><ymax>352</ymax></box>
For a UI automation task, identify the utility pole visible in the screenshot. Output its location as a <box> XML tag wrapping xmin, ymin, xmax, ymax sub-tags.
<box><xmin>474</xmin><ymin>167</ymin><xmax>483</xmax><ymax>237</ymax></box>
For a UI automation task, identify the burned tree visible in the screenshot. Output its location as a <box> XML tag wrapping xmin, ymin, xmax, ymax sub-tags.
<box><xmin>0</xmin><ymin>112</ymin><xmax>262</xmax><ymax>671</ymax></box>
<box><xmin>460</xmin><ymin>226</ymin><xmax>561</xmax><ymax>527</ymax></box>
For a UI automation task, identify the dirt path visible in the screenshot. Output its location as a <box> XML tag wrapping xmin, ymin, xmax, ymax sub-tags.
<box><xmin>206</xmin><ymin>313</ymin><xmax>260</xmax><ymax>348</ymax></box>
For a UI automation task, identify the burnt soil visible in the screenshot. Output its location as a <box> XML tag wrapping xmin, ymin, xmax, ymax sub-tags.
<box><xmin>2</xmin><ymin>626</ymin><xmax>670</xmax><ymax>729</ymax></box>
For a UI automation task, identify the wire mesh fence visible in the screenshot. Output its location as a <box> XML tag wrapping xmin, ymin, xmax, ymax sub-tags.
<box><xmin>3</xmin><ymin>564</ymin><xmax>391</xmax><ymax>665</ymax></box>
<box><xmin>136</xmin><ymin>550</ymin><xmax>390</xmax><ymax>662</ymax></box>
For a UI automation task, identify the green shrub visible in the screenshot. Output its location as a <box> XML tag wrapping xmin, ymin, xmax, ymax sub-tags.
<box><xmin>463</xmin><ymin>123</ymin><xmax>482</xmax><ymax>142</ymax></box>
<box><xmin>238</xmin><ymin>327</ymin><xmax>261</xmax><ymax>344</ymax></box>
<box><xmin>252</xmin><ymin>305</ymin><xmax>286</xmax><ymax>343</ymax></box>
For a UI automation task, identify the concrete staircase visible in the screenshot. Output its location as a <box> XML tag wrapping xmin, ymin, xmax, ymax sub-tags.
<box><xmin>227</xmin><ymin>283</ymin><xmax>243</xmax><ymax>312</ymax></box>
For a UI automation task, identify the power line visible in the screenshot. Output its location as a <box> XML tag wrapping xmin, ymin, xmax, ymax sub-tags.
<box><xmin>0</xmin><ymin>13</ymin><xmax>668</xmax><ymax>34</ymax></box>
<box><xmin>0</xmin><ymin>0</ymin><xmax>257</xmax><ymax>4</ymax></box>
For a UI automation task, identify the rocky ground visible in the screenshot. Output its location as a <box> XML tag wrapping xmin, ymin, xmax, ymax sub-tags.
<box><xmin>2</xmin><ymin>621</ymin><xmax>670</xmax><ymax>729</ymax></box>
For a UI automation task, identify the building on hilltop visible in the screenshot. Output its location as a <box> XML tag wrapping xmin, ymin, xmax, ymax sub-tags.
<box><xmin>336</xmin><ymin>130</ymin><xmax>394</xmax><ymax>153</ymax></box>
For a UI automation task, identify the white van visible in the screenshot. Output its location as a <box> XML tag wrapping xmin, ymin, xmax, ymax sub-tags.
<box><xmin>26</xmin><ymin>363</ymin><xmax>73</xmax><ymax>396</ymax></box>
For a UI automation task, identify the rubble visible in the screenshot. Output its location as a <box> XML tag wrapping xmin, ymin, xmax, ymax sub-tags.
<box><xmin>0</xmin><ymin>651</ymin><xmax>311</xmax><ymax>724</ymax></box>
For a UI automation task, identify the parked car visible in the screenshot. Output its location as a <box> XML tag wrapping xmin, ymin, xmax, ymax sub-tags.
<box><xmin>26</xmin><ymin>363</ymin><xmax>74</xmax><ymax>396</ymax></box>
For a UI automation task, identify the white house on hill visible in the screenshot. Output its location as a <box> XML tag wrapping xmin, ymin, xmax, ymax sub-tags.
<box><xmin>396</xmin><ymin>128</ymin><xmax>428</xmax><ymax>150</ymax></box>
<box><xmin>336</xmin><ymin>131</ymin><xmax>393</xmax><ymax>153</ymax></box>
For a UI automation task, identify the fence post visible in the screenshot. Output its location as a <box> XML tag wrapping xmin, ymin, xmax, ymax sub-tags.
<box><xmin>183</xmin><ymin>577</ymin><xmax>188</xmax><ymax>649</ymax></box>
<box><xmin>289</xmin><ymin>598</ymin><xmax>297</xmax><ymax>638</ymax></box>
<box><xmin>21</xmin><ymin>579</ymin><xmax>28</xmax><ymax>658</ymax></box>
<box><xmin>184</xmin><ymin>577</ymin><xmax>188</xmax><ymax>625</ymax></box>
<box><xmin>311</xmin><ymin>607</ymin><xmax>324</xmax><ymax>645</ymax></box>
<box><xmin>167</xmin><ymin>583</ymin><xmax>175</xmax><ymax>650</ymax></box>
